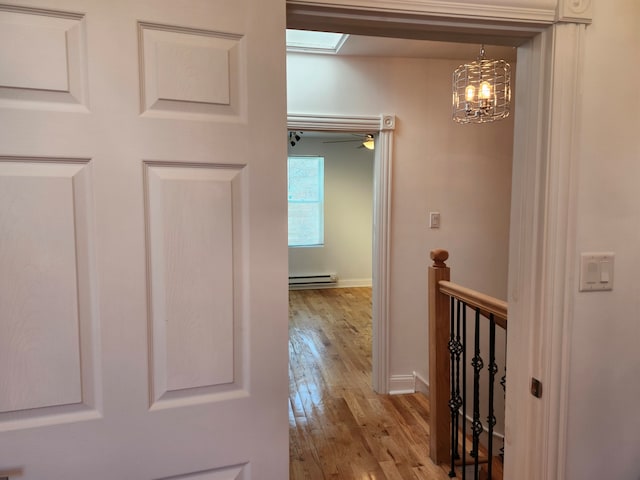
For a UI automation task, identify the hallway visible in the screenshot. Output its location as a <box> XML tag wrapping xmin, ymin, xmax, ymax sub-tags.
<box><xmin>288</xmin><ymin>287</ymin><xmax>451</xmax><ymax>479</ymax></box>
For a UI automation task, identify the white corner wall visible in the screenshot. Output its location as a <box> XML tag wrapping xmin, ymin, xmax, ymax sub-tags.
<box><xmin>288</xmin><ymin>136</ymin><xmax>374</xmax><ymax>286</ymax></box>
<box><xmin>567</xmin><ymin>0</ymin><xmax>640</xmax><ymax>478</ymax></box>
<box><xmin>287</xmin><ymin>52</ymin><xmax>513</xmax><ymax>384</ymax></box>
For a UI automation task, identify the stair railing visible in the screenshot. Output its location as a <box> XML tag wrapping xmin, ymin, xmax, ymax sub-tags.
<box><xmin>428</xmin><ymin>249</ymin><xmax>508</xmax><ymax>479</ymax></box>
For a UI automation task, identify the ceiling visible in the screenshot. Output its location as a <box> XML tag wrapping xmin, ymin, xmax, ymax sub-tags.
<box><xmin>287</xmin><ymin>34</ymin><xmax>517</xmax><ymax>141</ymax></box>
<box><xmin>335</xmin><ymin>35</ymin><xmax>517</xmax><ymax>61</ymax></box>
<box><xmin>286</xmin><ymin>28</ymin><xmax>518</xmax><ymax>62</ymax></box>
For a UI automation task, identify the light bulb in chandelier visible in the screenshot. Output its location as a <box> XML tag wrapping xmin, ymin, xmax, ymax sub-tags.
<box><xmin>465</xmin><ymin>85</ymin><xmax>476</xmax><ymax>102</ymax></box>
<box><xmin>479</xmin><ymin>81</ymin><xmax>492</xmax><ymax>100</ymax></box>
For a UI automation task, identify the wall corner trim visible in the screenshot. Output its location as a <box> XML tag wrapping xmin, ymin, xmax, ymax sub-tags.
<box><xmin>505</xmin><ymin>21</ymin><xmax>584</xmax><ymax>480</ymax></box>
<box><xmin>389</xmin><ymin>374</ymin><xmax>416</xmax><ymax>395</ymax></box>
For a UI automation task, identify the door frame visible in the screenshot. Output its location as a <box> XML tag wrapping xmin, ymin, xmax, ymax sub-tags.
<box><xmin>287</xmin><ymin>113</ymin><xmax>396</xmax><ymax>394</ymax></box>
<box><xmin>286</xmin><ymin>3</ymin><xmax>589</xmax><ymax>479</ymax></box>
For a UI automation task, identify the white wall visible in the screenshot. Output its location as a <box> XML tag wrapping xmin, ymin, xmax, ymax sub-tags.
<box><xmin>566</xmin><ymin>1</ymin><xmax>640</xmax><ymax>478</ymax></box>
<box><xmin>287</xmin><ymin>136</ymin><xmax>374</xmax><ymax>286</ymax></box>
<box><xmin>287</xmin><ymin>52</ymin><xmax>513</xmax><ymax>385</ymax></box>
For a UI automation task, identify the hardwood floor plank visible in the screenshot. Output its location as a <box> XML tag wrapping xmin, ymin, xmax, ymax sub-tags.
<box><xmin>289</xmin><ymin>288</ymin><xmax>453</xmax><ymax>480</ymax></box>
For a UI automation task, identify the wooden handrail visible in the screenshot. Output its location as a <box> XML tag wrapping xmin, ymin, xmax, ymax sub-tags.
<box><xmin>438</xmin><ymin>281</ymin><xmax>508</xmax><ymax>330</ymax></box>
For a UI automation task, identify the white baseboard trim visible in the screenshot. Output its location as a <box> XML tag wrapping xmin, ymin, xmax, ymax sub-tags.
<box><xmin>337</xmin><ymin>278</ymin><xmax>372</xmax><ymax>288</ymax></box>
<box><xmin>387</xmin><ymin>372</ymin><xmax>506</xmax><ymax>451</ymax></box>
<box><xmin>389</xmin><ymin>374</ymin><xmax>416</xmax><ymax>395</ymax></box>
<box><xmin>288</xmin><ymin>278</ymin><xmax>372</xmax><ymax>290</ymax></box>
<box><xmin>413</xmin><ymin>371</ymin><xmax>429</xmax><ymax>396</ymax></box>
<box><xmin>461</xmin><ymin>412</ymin><xmax>505</xmax><ymax>442</ymax></box>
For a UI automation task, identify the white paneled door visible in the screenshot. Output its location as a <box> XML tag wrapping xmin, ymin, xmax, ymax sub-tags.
<box><xmin>0</xmin><ymin>1</ymin><xmax>288</xmax><ymax>478</ymax></box>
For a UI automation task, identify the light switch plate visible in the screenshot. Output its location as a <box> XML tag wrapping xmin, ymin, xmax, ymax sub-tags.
<box><xmin>579</xmin><ymin>252</ymin><xmax>614</xmax><ymax>292</ymax></box>
<box><xmin>429</xmin><ymin>212</ymin><xmax>440</xmax><ymax>229</ymax></box>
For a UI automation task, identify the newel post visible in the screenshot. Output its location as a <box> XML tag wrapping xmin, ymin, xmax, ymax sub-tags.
<box><xmin>429</xmin><ymin>248</ymin><xmax>451</xmax><ymax>465</ymax></box>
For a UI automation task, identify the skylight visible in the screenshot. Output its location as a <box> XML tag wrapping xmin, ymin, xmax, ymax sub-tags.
<box><xmin>286</xmin><ymin>29</ymin><xmax>348</xmax><ymax>54</ymax></box>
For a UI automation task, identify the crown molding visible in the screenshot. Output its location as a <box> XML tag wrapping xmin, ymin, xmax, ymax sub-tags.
<box><xmin>287</xmin><ymin>0</ymin><xmax>557</xmax><ymax>25</ymax></box>
<box><xmin>287</xmin><ymin>1</ymin><xmax>552</xmax><ymax>46</ymax></box>
<box><xmin>287</xmin><ymin>113</ymin><xmax>394</xmax><ymax>132</ymax></box>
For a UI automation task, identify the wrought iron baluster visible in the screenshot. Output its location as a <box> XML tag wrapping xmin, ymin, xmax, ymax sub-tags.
<box><xmin>500</xmin><ymin>362</ymin><xmax>507</xmax><ymax>461</ymax></box>
<box><xmin>471</xmin><ymin>308</ymin><xmax>483</xmax><ymax>477</ymax></box>
<box><xmin>448</xmin><ymin>297</ymin><xmax>457</xmax><ymax>478</ymax></box>
<box><xmin>461</xmin><ymin>303</ymin><xmax>467</xmax><ymax>480</ymax></box>
<box><xmin>487</xmin><ymin>314</ymin><xmax>497</xmax><ymax>480</ymax></box>
<box><xmin>455</xmin><ymin>300</ymin><xmax>463</xmax><ymax>456</ymax></box>
<box><xmin>448</xmin><ymin>298</ymin><xmax>464</xmax><ymax>478</ymax></box>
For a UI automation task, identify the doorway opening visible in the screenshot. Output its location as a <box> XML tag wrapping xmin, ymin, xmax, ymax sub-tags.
<box><xmin>289</xmin><ymin>21</ymin><xmax>510</xmax><ymax>476</ymax></box>
<box><xmin>288</xmin><ymin>114</ymin><xmax>395</xmax><ymax>394</ymax></box>
<box><xmin>285</xmin><ymin>4</ymin><xmax>582</xmax><ymax>479</ymax></box>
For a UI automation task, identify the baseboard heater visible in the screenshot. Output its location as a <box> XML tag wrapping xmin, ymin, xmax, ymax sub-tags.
<box><xmin>289</xmin><ymin>273</ymin><xmax>337</xmax><ymax>288</ymax></box>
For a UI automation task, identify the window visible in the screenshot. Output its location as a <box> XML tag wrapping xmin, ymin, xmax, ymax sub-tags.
<box><xmin>288</xmin><ymin>156</ymin><xmax>324</xmax><ymax>247</ymax></box>
<box><xmin>285</xmin><ymin>29</ymin><xmax>348</xmax><ymax>54</ymax></box>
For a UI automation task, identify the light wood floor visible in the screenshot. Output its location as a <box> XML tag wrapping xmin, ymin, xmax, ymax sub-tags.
<box><xmin>289</xmin><ymin>287</ymin><xmax>452</xmax><ymax>479</ymax></box>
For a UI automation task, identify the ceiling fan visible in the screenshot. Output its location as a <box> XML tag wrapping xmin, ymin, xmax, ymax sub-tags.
<box><xmin>323</xmin><ymin>133</ymin><xmax>375</xmax><ymax>150</ymax></box>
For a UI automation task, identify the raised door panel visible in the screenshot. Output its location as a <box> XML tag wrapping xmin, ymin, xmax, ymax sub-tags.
<box><xmin>158</xmin><ymin>464</ymin><xmax>247</xmax><ymax>480</ymax></box>
<box><xmin>0</xmin><ymin>158</ymin><xmax>98</xmax><ymax>423</ymax></box>
<box><xmin>0</xmin><ymin>6</ymin><xmax>88</xmax><ymax>109</ymax></box>
<box><xmin>145</xmin><ymin>163</ymin><xmax>245</xmax><ymax>405</ymax></box>
<box><xmin>139</xmin><ymin>23</ymin><xmax>244</xmax><ymax>120</ymax></box>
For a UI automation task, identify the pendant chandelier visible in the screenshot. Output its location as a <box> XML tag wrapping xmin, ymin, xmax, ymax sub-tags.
<box><xmin>452</xmin><ymin>45</ymin><xmax>511</xmax><ymax>124</ymax></box>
